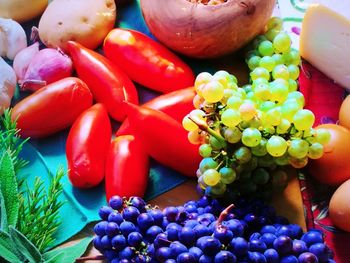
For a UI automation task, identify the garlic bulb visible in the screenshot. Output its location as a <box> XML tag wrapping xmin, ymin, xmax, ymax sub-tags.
<box><xmin>0</xmin><ymin>18</ymin><xmax>27</xmax><ymax>60</ymax></box>
<box><xmin>0</xmin><ymin>57</ymin><xmax>16</xmax><ymax>115</ymax></box>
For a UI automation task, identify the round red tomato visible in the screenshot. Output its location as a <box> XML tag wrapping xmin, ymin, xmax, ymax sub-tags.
<box><xmin>309</xmin><ymin>124</ymin><xmax>350</xmax><ymax>185</ymax></box>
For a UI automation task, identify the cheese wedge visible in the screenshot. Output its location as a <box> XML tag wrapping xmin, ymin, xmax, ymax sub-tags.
<box><xmin>300</xmin><ymin>4</ymin><xmax>350</xmax><ymax>90</ymax></box>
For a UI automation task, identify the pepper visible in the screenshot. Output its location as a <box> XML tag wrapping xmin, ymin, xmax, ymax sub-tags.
<box><xmin>66</xmin><ymin>103</ymin><xmax>112</xmax><ymax>188</ymax></box>
<box><xmin>66</xmin><ymin>41</ymin><xmax>139</xmax><ymax>122</ymax></box>
<box><xmin>124</xmin><ymin>102</ymin><xmax>201</xmax><ymax>177</ymax></box>
<box><xmin>11</xmin><ymin>77</ymin><xmax>92</xmax><ymax>138</ymax></box>
<box><xmin>103</xmin><ymin>28</ymin><xmax>195</xmax><ymax>93</ymax></box>
<box><xmin>105</xmin><ymin>135</ymin><xmax>149</xmax><ymax>201</ymax></box>
<box><xmin>117</xmin><ymin>86</ymin><xmax>195</xmax><ymax>136</ymax></box>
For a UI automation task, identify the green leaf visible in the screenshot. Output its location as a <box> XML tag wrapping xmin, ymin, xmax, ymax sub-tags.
<box><xmin>9</xmin><ymin>226</ymin><xmax>43</xmax><ymax>263</ymax></box>
<box><xmin>0</xmin><ymin>151</ymin><xmax>19</xmax><ymax>228</ymax></box>
<box><xmin>0</xmin><ymin>190</ymin><xmax>8</xmax><ymax>232</ymax></box>
<box><xmin>0</xmin><ymin>230</ymin><xmax>24</xmax><ymax>263</ymax></box>
<box><xmin>43</xmin><ymin>237</ymin><xmax>93</xmax><ymax>263</ymax></box>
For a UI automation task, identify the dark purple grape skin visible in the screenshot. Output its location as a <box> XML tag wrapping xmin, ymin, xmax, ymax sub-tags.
<box><xmin>111</xmin><ymin>235</ymin><xmax>127</xmax><ymax>251</ymax></box>
<box><xmin>94</xmin><ymin>221</ymin><xmax>108</xmax><ymax>236</ymax></box>
<box><xmin>193</xmin><ymin>224</ymin><xmax>212</xmax><ymax>239</ymax></box>
<box><xmin>178</xmin><ymin>227</ymin><xmax>196</xmax><ymax>247</ymax></box>
<box><xmin>154</xmin><ymin>233</ymin><xmax>170</xmax><ymax>249</ymax></box>
<box><xmin>250</xmin><ymin>232</ymin><xmax>262</xmax><ymax>241</ymax></box>
<box><xmin>273</xmin><ymin>235</ymin><xmax>293</xmax><ymax>255</ymax></box>
<box><xmin>129</xmin><ymin>196</ymin><xmax>147</xmax><ymax>213</ymax></box>
<box><xmin>164</xmin><ymin>259</ymin><xmax>177</xmax><ymax>263</ymax></box>
<box><xmin>109</xmin><ymin>196</ymin><xmax>124</xmax><ymax>210</ymax></box>
<box><xmin>149</xmin><ymin>209</ymin><xmax>164</xmax><ymax>226</ymax></box>
<box><xmin>156</xmin><ymin>247</ymin><xmax>173</xmax><ymax>262</ymax></box>
<box><xmin>260</xmin><ymin>233</ymin><xmax>277</xmax><ymax>248</ymax></box>
<box><xmin>230</xmin><ymin>237</ymin><xmax>249</xmax><ymax>256</ymax></box>
<box><xmin>260</xmin><ymin>225</ymin><xmax>277</xmax><ymax>235</ymax></box>
<box><xmin>301</xmin><ymin>231</ymin><xmax>324</xmax><ymax>247</ymax></box>
<box><xmin>248</xmin><ymin>251</ymin><xmax>267</xmax><ymax>263</ymax></box>
<box><xmin>309</xmin><ymin>243</ymin><xmax>332</xmax><ymax>262</ymax></box>
<box><xmin>276</xmin><ymin>225</ymin><xmax>293</xmax><ymax>237</ymax></box>
<box><xmin>169</xmin><ymin>241</ymin><xmax>188</xmax><ymax>258</ymax></box>
<box><xmin>106</xmin><ymin>222</ymin><xmax>120</xmax><ymax>236</ymax></box>
<box><xmin>292</xmin><ymin>239</ymin><xmax>308</xmax><ymax>255</ymax></box>
<box><xmin>214</xmin><ymin>225</ymin><xmax>234</xmax><ymax>245</ymax></box>
<box><xmin>225</xmin><ymin>219</ymin><xmax>245</xmax><ymax>236</ymax></box>
<box><xmin>199</xmin><ymin>254</ymin><xmax>213</xmax><ymax>263</ymax></box>
<box><xmin>249</xmin><ymin>238</ymin><xmax>267</xmax><ymax>253</ymax></box>
<box><xmin>166</xmin><ymin>223</ymin><xmax>182</xmax><ymax>241</ymax></box>
<box><xmin>119</xmin><ymin>221</ymin><xmax>137</xmax><ymax>237</ymax></box>
<box><xmin>198</xmin><ymin>236</ymin><xmax>221</xmax><ymax>256</ymax></box>
<box><xmin>264</xmin><ymin>248</ymin><xmax>279</xmax><ymax>263</ymax></box>
<box><xmin>163</xmin><ymin>206</ymin><xmax>179</xmax><ymax>222</ymax></box>
<box><xmin>189</xmin><ymin>247</ymin><xmax>203</xmax><ymax>260</ymax></box>
<box><xmin>177</xmin><ymin>252</ymin><xmax>197</xmax><ymax>263</ymax></box>
<box><xmin>184</xmin><ymin>219</ymin><xmax>199</xmax><ymax>228</ymax></box>
<box><xmin>99</xmin><ymin>206</ymin><xmax>114</xmax><ymax>220</ymax></box>
<box><xmin>137</xmin><ymin>213</ymin><xmax>155</xmax><ymax>232</ymax></box>
<box><xmin>119</xmin><ymin>246</ymin><xmax>134</xmax><ymax>260</ymax></box>
<box><xmin>214</xmin><ymin>250</ymin><xmax>237</xmax><ymax>263</ymax></box>
<box><xmin>280</xmin><ymin>255</ymin><xmax>298</xmax><ymax>263</ymax></box>
<box><xmin>104</xmin><ymin>250</ymin><xmax>119</xmax><ymax>262</ymax></box>
<box><xmin>288</xmin><ymin>224</ymin><xmax>303</xmax><ymax>239</ymax></box>
<box><xmin>100</xmin><ymin>235</ymin><xmax>112</xmax><ymax>249</ymax></box>
<box><xmin>146</xmin><ymin>226</ymin><xmax>164</xmax><ymax>243</ymax></box>
<box><xmin>298</xmin><ymin>252</ymin><xmax>319</xmax><ymax>263</ymax></box>
<box><xmin>122</xmin><ymin>206</ymin><xmax>140</xmax><ymax>223</ymax></box>
<box><xmin>93</xmin><ymin>236</ymin><xmax>103</xmax><ymax>251</ymax></box>
<box><xmin>147</xmin><ymin>244</ymin><xmax>155</xmax><ymax>258</ymax></box>
<box><xmin>127</xmin><ymin>232</ymin><xmax>143</xmax><ymax>247</ymax></box>
<box><xmin>108</xmin><ymin>212</ymin><xmax>124</xmax><ymax>225</ymax></box>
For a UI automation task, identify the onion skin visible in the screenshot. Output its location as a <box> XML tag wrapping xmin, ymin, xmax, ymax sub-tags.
<box><xmin>140</xmin><ymin>0</ymin><xmax>275</xmax><ymax>58</ymax></box>
<box><xmin>13</xmin><ymin>42</ymin><xmax>40</xmax><ymax>81</ymax></box>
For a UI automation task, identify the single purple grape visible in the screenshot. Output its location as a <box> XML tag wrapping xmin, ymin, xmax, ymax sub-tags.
<box><xmin>109</xmin><ymin>196</ymin><xmax>124</xmax><ymax>210</ymax></box>
<box><xmin>119</xmin><ymin>221</ymin><xmax>137</xmax><ymax>237</ymax></box>
<box><xmin>149</xmin><ymin>209</ymin><xmax>164</xmax><ymax>226</ymax></box>
<box><xmin>164</xmin><ymin>259</ymin><xmax>177</xmax><ymax>263</ymax></box>
<box><xmin>189</xmin><ymin>247</ymin><xmax>203</xmax><ymax>261</ymax></box>
<box><xmin>127</xmin><ymin>231</ymin><xmax>143</xmax><ymax>247</ymax></box>
<box><xmin>163</xmin><ymin>206</ymin><xmax>179</xmax><ymax>222</ymax></box>
<box><xmin>273</xmin><ymin>235</ymin><xmax>293</xmax><ymax>255</ymax></box>
<box><xmin>292</xmin><ymin>239</ymin><xmax>308</xmax><ymax>255</ymax></box>
<box><xmin>111</xmin><ymin>235</ymin><xmax>127</xmax><ymax>251</ymax></box>
<box><xmin>119</xmin><ymin>246</ymin><xmax>134</xmax><ymax>260</ymax></box>
<box><xmin>93</xmin><ymin>236</ymin><xmax>103</xmax><ymax>251</ymax></box>
<box><xmin>249</xmin><ymin>238</ymin><xmax>267</xmax><ymax>253</ymax></box>
<box><xmin>198</xmin><ymin>236</ymin><xmax>221</xmax><ymax>256</ymax></box>
<box><xmin>166</xmin><ymin>223</ymin><xmax>182</xmax><ymax>241</ymax></box>
<box><xmin>298</xmin><ymin>252</ymin><xmax>319</xmax><ymax>263</ymax></box>
<box><xmin>137</xmin><ymin>213</ymin><xmax>155</xmax><ymax>232</ymax></box>
<box><xmin>225</xmin><ymin>219</ymin><xmax>244</xmax><ymax>236</ymax></box>
<box><xmin>156</xmin><ymin>247</ymin><xmax>173</xmax><ymax>262</ymax></box>
<box><xmin>197</xmin><ymin>213</ymin><xmax>216</xmax><ymax>226</ymax></box>
<box><xmin>288</xmin><ymin>224</ymin><xmax>303</xmax><ymax>239</ymax></box>
<box><xmin>248</xmin><ymin>251</ymin><xmax>267</xmax><ymax>263</ymax></box>
<box><xmin>154</xmin><ymin>233</ymin><xmax>170</xmax><ymax>249</ymax></box>
<box><xmin>177</xmin><ymin>252</ymin><xmax>197</xmax><ymax>263</ymax></box>
<box><xmin>170</xmin><ymin>241</ymin><xmax>188</xmax><ymax>258</ymax></box>
<box><xmin>276</xmin><ymin>225</ymin><xmax>293</xmax><ymax>237</ymax></box>
<box><xmin>264</xmin><ymin>248</ymin><xmax>279</xmax><ymax>263</ymax></box>
<box><xmin>185</xmin><ymin>204</ymin><xmax>198</xmax><ymax>213</ymax></box>
<box><xmin>94</xmin><ymin>221</ymin><xmax>108</xmax><ymax>236</ymax></box>
<box><xmin>309</xmin><ymin>243</ymin><xmax>332</xmax><ymax>262</ymax></box>
<box><xmin>193</xmin><ymin>224</ymin><xmax>212</xmax><ymax>239</ymax></box>
<box><xmin>134</xmin><ymin>255</ymin><xmax>148</xmax><ymax>263</ymax></box>
<box><xmin>184</xmin><ymin>219</ymin><xmax>199</xmax><ymax>229</ymax></box>
<box><xmin>147</xmin><ymin>244</ymin><xmax>155</xmax><ymax>257</ymax></box>
<box><xmin>230</xmin><ymin>237</ymin><xmax>249</xmax><ymax>256</ymax></box>
<box><xmin>104</xmin><ymin>250</ymin><xmax>118</xmax><ymax>262</ymax></box>
<box><xmin>178</xmin><ymin>226</ymin><xmax>196</xmax><ymax>247</ymax></box>
<box><xmin>100</xmin><ymin>235</ymin><xmax>112</xmax><ymax>249</ymax></box>
<box><xmin>129</xmin><ymin>196</ymin><xmax>147</xmax><ymax>213</ymax></box>
<box><xmin>199</xmin><ymin>254</ymin><xmax>213</xmax><ymax>263</ymax></box>
<box><xmin>99</xmin><ymin>206</ymin><xmax>114</xmax><ymax>221</ymax></box>
<box><xmin>260</xmin><ymin>233</ymin><xmax>277</xmax><ymax>248</ymax></box>
<box><xmin>260</xmin><ymin>225</ymin><xmax>277</xmax><ymax>235</ymax></box>
<box><xmin>250</xmin><ymin>232</ymin><xmax>262</xmax><ymax>241</ymax></box>
<box><xmin>301</xmin><ymin>231</ymin><xmax>324</xmax><ymax>247</ymax></box>
<box><xmin>146</xmin><ymin>225</ymin><xmax>163</xmax><ymax>243</ymax></box>
<box><xmin>280</xmin><ymin>255</ymin><xmax>298</xmax><ymax>263</ymax></box>
<box><xmin>106</xmin><ymin>222</ymin><xmax>119</xmax><ymax>237</ymax></box>
<box><xmin>213</xmin><ymin>225</ymin><xmax>234</xmax><ymax>245</ymax></box>
<box><xmin>108</xmin><ymin>212</ymin><xmax>124</xmax><ymax>225</ymax></box>
<box><xmin>122</xmin><ymin>206</ymin><xmax>140</xmax><ymax>223</ymax></box>
<box><xmin>214</xmin><ymin>250</ymin><xmax>237</xmax><ymax>263</ymax></box>
<box><xmin>197</xmin><ymin>207</ymin><xmax>205</xmax><ymax>215</ymax></box>
<box><xmin>188</xmin><ymin>212</ymin><xmax>199</xmax><ymax>220</ymax></box>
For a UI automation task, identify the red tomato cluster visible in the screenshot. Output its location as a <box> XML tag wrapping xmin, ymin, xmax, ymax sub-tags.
<box><xmin>11</xmin><ymin>29</ymin><xmax>197</xmax><ymax>200</ymax></box>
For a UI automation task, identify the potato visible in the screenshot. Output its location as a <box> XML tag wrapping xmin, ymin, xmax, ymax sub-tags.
<box><xmin>0</xmin><ymin>0</ymin><xmax>48</xmax><ymax>23</ymax></box>
<box><xmin>38</xmin><ymin>0</ymin><xmax>116</xmax><ymax>51</ymax></box>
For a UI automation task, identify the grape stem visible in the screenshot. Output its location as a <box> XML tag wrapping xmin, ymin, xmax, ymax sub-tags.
<box><xmin>76</xmin><ymin>255</ymin><xmax>105</xmax><ymax>261</ymax></box>
<box><xmin>188</xmin><ymin>116</ymin><xmax>226</xmax><ymax>145</ymax></box>
<box><xmin>216</xmin><ymin>204</ymin><xmax>235</xmax><ymax>227</ymax></box>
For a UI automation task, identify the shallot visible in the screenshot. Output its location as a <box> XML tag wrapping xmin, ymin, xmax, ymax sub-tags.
<box><xmin>0</xmin><ymin>57</ymin><xmax>16</xmax><ymax>115</ymax></box>
<box><xmin>13</xmin><ymin>42</ymin><xmax>40</xmax><ymax>81</ymax></box>
<box><xmin>19</xmin><ymin>48</ymin><xmax>73</xmax><ymax>91</ymax></box>
<box><xmin>0</xmin><ymin>18</ymin><xmax>27</xmax><ymax>60</ymax></box>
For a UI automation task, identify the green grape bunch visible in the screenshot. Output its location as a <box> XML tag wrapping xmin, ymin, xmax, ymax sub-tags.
<box><xmin>182</xmin><ymin>17</ymin><xmax>330</xmax><ymax>200</ymax></box>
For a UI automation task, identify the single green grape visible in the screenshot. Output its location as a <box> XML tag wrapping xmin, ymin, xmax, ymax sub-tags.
<box><xmin>266</xmin><ymin>135</ymin><xmax>288</xmax><ymax>157</ymax></box>
<box><xmin>272</xmin><ymin>53</ymin><xmax>284</xmax><ymax>65</ymax></box>
<box><xmin>242</xmin><ymin>128</ymin><xmax>262</xmax><ymax>147</ymax></box>
<box><xmin>227</xmin><ymin>96</ymin><xmax>243</xmax><ymax>109</ymax></box>
<box><xmin>315</xmin><ymin>128</ymin><xmax>331</xmax><ymax>145</ymax></box>
<box><xmin>282</xmin><ymin>51</ymin><xmax>294</xmax><ymax>65</ymax></box>
<box><xmin>258</xmin><ymin>40</ymin><xmax>274</xmax><ymax>56</ymax></box>
<box><xmin>199</xmin><ymin>144</ymin><xmax>212</xmax><ymax>158</ymax></box>
<box><xmin>237</xmin><ymin>88</ymin><xmax>247</xmax><ymax>99</ymax></box>
<box><xmin>287</xmin><ymin>91</ymin><xmax>305</xmax><ymax>107</ymax></box>
<box><xmin>248</xmin><ymin>56</ymin><xmax>262</xmax><ymax>70</ymax></box>
<box><xmin>213</xmin><ymin>70</ymin><xmax>232</xmax><ymax>86</ymax></box>
<box><xmin>195</xmin><ymin>72</ymin><xmax>212</xmax><ymax>88</ymax></box>
<box><xmin>188</xmin><ymin>130</ymin><xmax>202</xmax><ymax>145</ymax></box>
<box><xmin>276</xmin><ymin>119</ymin><xmax>291</xmax><ymax>134</ymax></box>
<box><xmin>221</xmin><ymin>108</ymin><xmax>241</xmax><ymax>127</ymax></box>
<box><xmin>219</xmin><ymin>167</ymin><xmax>237</xmax><ymax>184</ymax></box>
<box><xmin>288</xmin><ymin>79</ymin><xmax>298</xmax><ymax>92</ymax></box>
<box><xmin>281</xmin><ymin>100</ymin><xmax>301</xmax><ymax>122</ymax></box>
<box><xmin>259</xmin><ymin>56</ymin><xmax>276</xmax><ymax>72</ymax></box>
<box><xmin>267</xmin><ymin>17</ymin><xmax>283</xmax><ymax>30</ymax></box>
<box><xmin>251</xmin><ymin>138</ymin><xmax>268</xmax><ymax>157</ymax></box>
<box><xmin>293</xmin><ymin>109</ymin><xmax>315</xmax><ymax>131</ymax></box>
<box><xmin>182</xmin><ymin>115</ymin><xmax>198</xmax><ymax>132</ymax></box>
<box><xmin>272</xmin><ymin>64</ymin><xmax>290</xmax><ymax>80</ymax></box>
<box><xmin>247</xmin><ymin>117</ymin><xmax>262</xmax><ymax>129</ymax></box>
<box><xmin>273</xmin><ymin>32</ymin><xmax>291</xmax><ymax>53</ymax></box>
<box><xmin>203</xmin><ymin>169</ymin><xmax>221</xmax><ymax>186</ymax></box>
<box><xmin>209</xmin><ymin>181</ymin><xmax>227</xmax><ymax>196</ymax></box>
<box><xmin>265</xmin><ymin>28</ymin><xmax>280</xmax><ymax>42</ymax></box>
<box><xmin>252</xmin><ymin>77</ymin><xmax>269</xmax><ymax>87</ymax></box>
<box><xmin>259</xmin><ymin>101</ymin><xmax>276</xmax><ymax>112</ymax></box>
<box><xmin>288</xmin><ymin>65</ymin><xmax>300</xmax><ymax>80</ymax></box>
<box><xmin>202</xmin><ymin>80</ymin><xmax>225</xmax><ymax>103</ymax></box>
<box><xmin>252</xmin><ymin>168</ymin><xmax>270</xmax><ymax>185</ymax></box>
<box><xmin>265</xmin><ymin>108</ymin><xmax>282</xmax><ymax>126</ymax></box>
<box><xmin>239</xmin><ymin>102</ymin><xmax>257</xmax><ymax>121</ymax></box>
<box><xmin>199</xmin><ymin>157</ymin><xmax>218</xmax><ymax>173</ymax></box>
<box><xmin>193</xmin><ymin>94</ymin><xmax>204</xmax><ymax>109</ymax></box>
<box><xmin>308</xmin><ymin>142</ymin><xmax>324</xmax><ymax>159</ymax></box>
<box><xmin>270</xmin><ymin>80</ymin><xmax>289</xmax><ymax>102</ymax></box>
<box><xmin>274</xmin><ymin>153</ymin><xmax>290</xmax><ymax>166</ymax></box>
<box><xmin>221</xmin><ymin>89</ymin><xmax>235</xmax><ymax>105</ymax></box>
<box><xmin>234</xmin><ymin>146</ymin><xmax>252</xmax><ymax>164</ymax></box>
<box><xmin>242</xmin><ymin>84</ymin><xmax>253</xmax><ymax>94</ymax></box>
<box><xmin>209</xmin><ymin>135</ymin><xmax>226</xmax><ymax>150</ymax></box>
<box><xmin>289</xmin><ymin>49</ymin><xmax>301</xmax><ymax>65</ymax></box>
<box><xmin>288</xmin><ymin>139</ymin><xmax>309</xmax><ymax>158</ymax></box>
<box><xmin>289</xmin><ymin>156</ymin><xmax>308</xmax><ymax>169</ymax></box>
<box><xmin>224</xmin><ymin>126</ymin><xmax>242</xmax><ymax>143</ymax></box>
<box><xmin>251</xmin><ymin>67</ymin><xmax>270</xmax><ymax>81</ymax></box>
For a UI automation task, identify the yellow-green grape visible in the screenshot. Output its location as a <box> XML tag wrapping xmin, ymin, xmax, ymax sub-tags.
<box><xmin>287</xmin><ymin>65</ymin><xmax>300</xmax><ymax>80</ymax></box>
<box><xmin>276</xmin><ymin>119</ymin><xmax>291</xmax><ymax>134</ymax></box>
<box><xmin>234</xmin><ymin>146</ymin><xmax>252</xmax><ymax>164</ymax></box>
<box><xmin>195</xmin><ymin>83</ymin><xmax>205</xmax><ymax>97</ymax></box>
<box><xmin>193</xmin><ymin>94</ymin><xmax>204</xmax><ymax>109</ymax></box>
<box><xmin>224</xmin><ymin>127</ymin><xmax>242</xmax><ymax>143</ymax></box>
<box><xmin>227</xmin><ymin>96</ymin><xmax>243</xmax><ymax>109</ymax></box>
<box><xmin>258</xmin><ymin>40</ymin><xmax>274</xmax><ymax>56</ymax></box>
<box><xmin>273</xmin><ymin>32</ymin><xmax>292</xmax><ymax>53</ymax></box>
<box><xmin>308</xmin><ymin>142</ymin><xmax>324</xmax><ymax>159</ymax></box>
<box><xmin>251</xmin><ymin>138</ymin><xmax>268</xmax><ymax>157</ymax></box>
<box><xmin>221</xmin><ymin>89</ymin><xmax>235</xmax><ymax>104</ymax></box>
<box><xmin>210</xmin><ymin>181</ymin><xmax>227</xmax><ymax>196</ymax></box>
<box><xmin>266</xmin><ymin>135</ymin><xmax>288</xmax><ymax>157</ymax></box>
<box><xmin>248</xmin><ymin>56</ymin><xmax>261</xmax><ymax>70</ymax></box>
<box><xmin>188</xmin><ymin>130</ymin><xmax>203</xmax><ymax>144</ymax></box>
<box><xmin>293</xmin><ymin>109</ymin><xmax>315</xmax><ymax>131</ymax></box>
<box><xmin>182</xmin><ymin>115</ymin><xmax>198</xmax><ymax>131</ymax></box>
<box><xmin>259</xmin><ymin>56</ymin><xmax>276</xmax><ymax>72</ymax></box>
<box><xmin>248</xmin><ymin>117</ymin><xmax>262</xmax><ymax>129</ymax></box>
<box><xmin>272</xmin><ymin>53</ymin><xmax>284</xmax><ymax>65</ymax></box>
<box><xmin>281</xmin><ymin>100</ymin><xmax>301</xmax><ymax>122</ymax></box>
<box><xmin>202</xmin><ymin>80</ymin><xmax>225</xmax><ymax>103</ymax></box>
<box><xmin>252</xmin><ymin>77</ymin><xmax>269</xmax><ymax>87</ymax></box>
<box><xmin>227</xmin><ymin>81</ymin><xmax>239</xmax><ymax>90</ymax></box>
<box><xmin>195</xmin><ymin>72</ymin><xmax>212</xmax><ymax>88</ymax></box>
<box><xmin>242</xmin><ymin>128</ymin><xmax>262</xmax><ymax>147</ymax></box>
<box><xmin>255</xmin><ymin>83</ymin><xmax>272</xmax><ymax>101</ymax></box>
<box><xmin>288</xmin><ymin>139</ymin><xmax>309</xmax><ymax>158</ymax></box>
<box><xmin>259</xmin><ymin>101</ymin><xmax>275</xmax><ymax>112</ymax></box>
<box><xmin>287</xmin><ymin>91</ymin><xmax>305</xmax><ymax>107</ymax></box>
<box><xmin>289</xmin><ymin>49</ymin><xmax>301</xmax><ymax>65</ymax></box>
<box><xmin>251</xmin><ymin>67</ymin><xmax>270</xmax><ymax>81</ymax></box>
<box><xmin>198</xmin><ymin>176</ymin><xmax>208</xmax><ymax>190</ymax></box>
<box><xmin>213</xmin><ymin>70</ymin><xmax>232</xmax><ymax>86</ymax></box>
<box><xmin>288</xmin><ymin>79</ymin><xmax>298</xmax><ymax>92</ymax></box>
<box><xmin>315</xmin><ymin>128</ymin><xmax>331</xmax><ymax>145</ymax></box>
<box><xmin>246</xmin><ymin>91</ymin><xmax>257</xmax><ymax>101</ymax></box>
<box><xmin>265</xmin><ymin>28</ymin><xmax>280</xmax><ymax>41</ymax></box>
<box><xmin>219</xmin><ymin>167</ymin><xmax>237</xmax><ymax>184</ymax></box>
<box><xmin>199</xmin><ymin>157</ymin><xmax>218</xmax><ymax>173</ymax></box>
<box><xmin>239</xmin><ymin>102</ymin><xmax>257</xmax><ymax>121</ymax></box>
<box><xmin>229</xmin><ymin>74</ymin><xmax>238</xmax><ymax>84</ymax></box>
<box><xmin>221</xmin><ymin>109</ymin><xmax>241</xmax><ymax>127</ymax></box>
<box><xmin>274</xmin><ymin>153</ymin><xmax>290</xmax><ymax>166</ymax></box>
<box><xmin>202</xmin><ymin>169</ymin><xmax>221</xmax><ymax>186</ymax></box>
<box><xmin>263</xmin><ymin>125</ymin><xmax>275</xmax><ymax>135</ymax></box>
<box><xmin>271</xmin><ymin>170</ymin><xmax>288</xmax><ymax>189</ymax></box>
<box><xmin>237</xmin><ymin>88</ymin><xmax>247</xmax><ymax>99</ymax></box>
<box><xmin>242</xmin><ymin>84</ymin><xmax>253</xmax><ymax>94</ymax></box>
<box><xmin>270</xmin><ymin>81</ymin><xmax>289</xmax><ymax>102</ymax></box>
<box><xmin>209</xmin><ymin>135</ymin><xmax>226</xmax><ymax>150</ymax></box>
<box><xmin>190</xmin><ymin>109</ymin><xmax>206</xmax><ymax>121</ymax></box>
<box><xmin>272</xmin><ymin>64</ymin><xmax>290</xmax><ymax>80</ymax></box>
<box><xmin>267</xmin><ymin>17</ymin><xmax>283</xmax><ymax>30</ymax></box>
<box><xmin>289</xmin><ymin>156</ymin><xmax>308</xmax><ymax>169</ymax></box>
<box><xmin>265</xmin><ymin>108</ymin><xmax>282</xmax><ymax>126</ymax></box>
<box><xmin>199</xmin><ymin>144</ymin><xmax>212</xmax><ymax>157</ymax></box>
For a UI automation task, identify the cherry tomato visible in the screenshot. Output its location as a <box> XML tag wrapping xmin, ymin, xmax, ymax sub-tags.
<box><xmin>124</xmin><ymin>102</ymin><xmax>201</xmax><ymax>177</ymax></box>
<box><xmin>11</xmin><ymin>77</ymin><xmax>92</xmax><ymax>138</ymax></box>
<box><xmin>103</xmin><ymin>28</ymin><xmax>195</xmax><ymax>93</ymax></box>
<box><xmin>105</xmin><ymin>135</ymin><xmax>149</xmax><ymax>200</ymax></box>
<box><xmin>66</xmin><ymin>103</ymin><xmax>111</xmax><ymax>188</ymax></box>
<box><xmin>309</xmin><ymin>124</ymin><xmax>350</xmax><ymax>185</ymax></box>
<box><xmin>66</xmin><ymin>41</ymin><xmax>138</xmax><ymax>122</ymax></box>
<box><xmin>117</xmin><ymin>86</ymin><xmax>195</xmax><ymax>136</ymax></box>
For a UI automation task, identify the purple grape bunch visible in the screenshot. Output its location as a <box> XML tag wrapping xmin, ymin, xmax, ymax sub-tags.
<box><xmin>93</xmin><ymin>195</ymin><xmax>335</xmax><ymax>262</ymax></box>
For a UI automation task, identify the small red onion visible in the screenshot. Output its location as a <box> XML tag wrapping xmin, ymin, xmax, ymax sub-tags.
<box><xmin>13</xmin><ymin>42</ymin><xmax>40</xmax><ymax>81</ymax></box>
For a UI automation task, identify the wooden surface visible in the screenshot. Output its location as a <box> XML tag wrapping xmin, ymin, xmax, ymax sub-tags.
<box><xmin>68</xmin><ymin>175</ymin><xmax>306</xmax><ymax>262</ymax></box>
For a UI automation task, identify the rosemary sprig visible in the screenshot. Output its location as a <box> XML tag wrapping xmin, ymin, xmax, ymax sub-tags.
<box><xmin>17</xmin><ymin>168</ymin><xmax>65</xmax><ymax>252</ymax></box>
